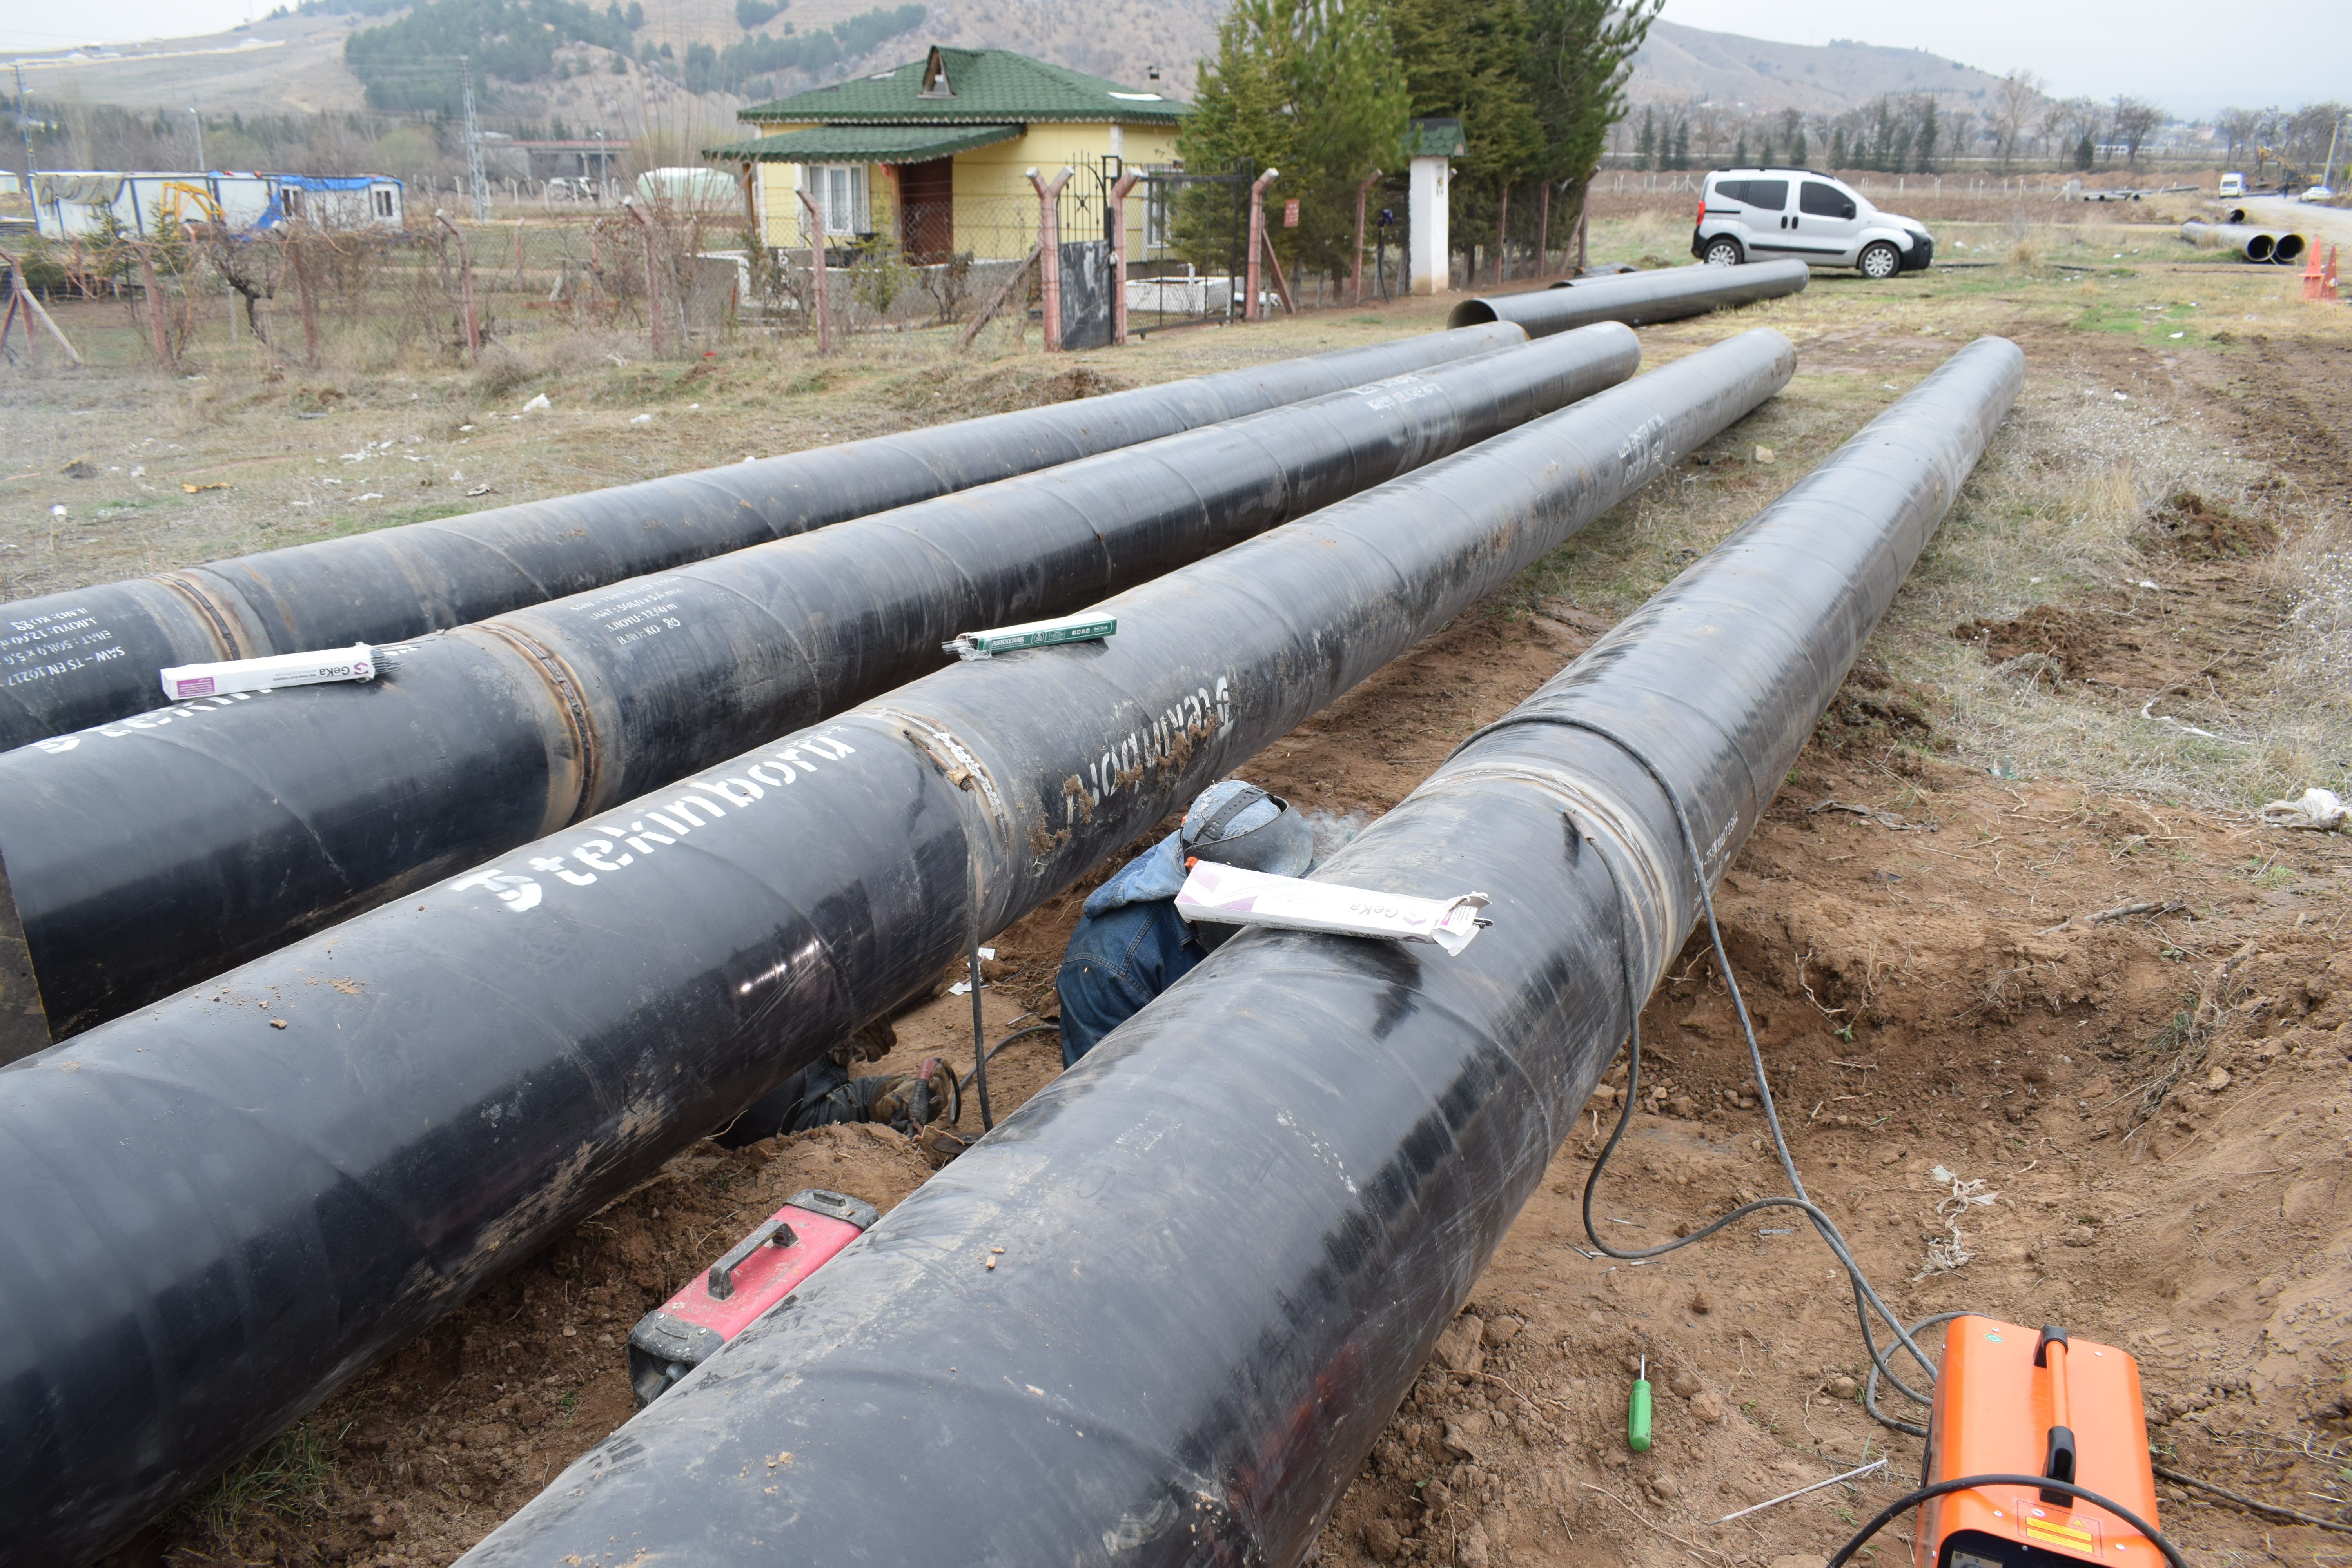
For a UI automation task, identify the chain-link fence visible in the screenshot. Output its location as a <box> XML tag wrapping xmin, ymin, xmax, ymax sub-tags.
<box><xmin>4</xmin><ymin>162</ymin><xmax>1448</xmax><ymax>371</ymax></box>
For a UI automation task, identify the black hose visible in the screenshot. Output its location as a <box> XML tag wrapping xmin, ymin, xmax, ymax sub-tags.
<box><xmin>1827</xmin><ymin>1474</ymin><xmax>2185</xmax><ymax>1568</ymax></box>
<box><xmin>0</xmin><ymin>326</ymin><xmax>1526</xmax><ymax>750</ymax></box>
<box><xmin>959</xmin><ymin>1024</ymin><xmax>1062</xmax><ymax>1094</ymax></box>
<box><xmin>1448</xmin><ymin>260</ymin><xmax>1809</xmax><ymax>336</ymax></box>
<box><xmin>0</xmin><ymin>325</ymin><xmax>1640</xmax><ymax>1056</ymax></box>
<box><xmin>0</xmin><ymin>329</ymin><xmax>1799</xmax><ymax>1568</ymax></box>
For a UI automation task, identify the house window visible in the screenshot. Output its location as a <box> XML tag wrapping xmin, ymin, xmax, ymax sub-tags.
<box><xmin>374</xmin><ymin>187</ymin><xmax>395</xmax><ymax>219</ymax></box>
<box><xmin>807</xmin><ymin>164</ymin><xmax>868</xmax><ymax>236</ymax></box>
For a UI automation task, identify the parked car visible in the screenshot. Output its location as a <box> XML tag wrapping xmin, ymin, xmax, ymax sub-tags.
<box><xmin>1691</xmin><ymin>168</ymin><xmax>1935</xmax><ymax>278</ymax></box>
<box><xmin>2218</xmin><ymin>171</ymin><xmax>2247</xmax><ymax>197</ymax></box>
<box><xmin>2301</xmin><ymin>185</ymin><xmax>2336</xmax><ymax>202</ymax></box>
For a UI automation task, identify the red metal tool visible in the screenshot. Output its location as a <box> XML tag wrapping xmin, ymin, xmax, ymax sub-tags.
<box><xmin>626</xmin><ymin>1187</ymin><xmax>879</xmax><ymax>1406</ymax></box>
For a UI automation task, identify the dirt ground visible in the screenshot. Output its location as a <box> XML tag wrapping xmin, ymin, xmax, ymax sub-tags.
<box><xmin>32</xmin><ymin>211</ymin><xmax>2352</xmax><ymax>1567</ymax></box>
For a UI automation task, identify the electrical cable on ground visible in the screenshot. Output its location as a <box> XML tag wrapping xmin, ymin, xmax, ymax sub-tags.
<box><xmin>1452</xmin><ymin>711</ymin><xmax>2206</xmax><ymax>1566</ymax></box>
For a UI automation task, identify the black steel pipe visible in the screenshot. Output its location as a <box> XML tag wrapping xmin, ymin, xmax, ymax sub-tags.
<box><xmin>0</xmin><ymin>329</ymin><xmax>1798</xmax><ymax>1568</ymax></box>
<box><xmin>459</xmin><ymin>335</ymin><xmax>2025</xmax><ymax>1568</ymax></box>
<box><xmin>0</xmin><ymin>326</ymin><xmax>1641</xmax><ymax>1054</ymax></box>
<box><xmin>0</xmin><ymin>327</ymin><xmax>1524</xmax><ymax>750</ymax></box>
<box><xmin>1446</xmin><ymin>259</ymin><xmax>1810</xmax><ymax>336</ymax></box>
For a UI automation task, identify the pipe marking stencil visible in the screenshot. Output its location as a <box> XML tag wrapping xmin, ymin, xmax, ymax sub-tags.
<box><xmin>444</xmin><ymin>731</ymin><xmax>860</xmax><ymax>909</ymax></box>
<box><xmin>1074</xmin><ymin>676</ymin><xmax>1232</xmax><ymax>821</ymax></box>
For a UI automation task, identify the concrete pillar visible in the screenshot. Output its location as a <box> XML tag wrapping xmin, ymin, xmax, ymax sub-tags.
<box><xmin>1410</xmin><ymin>154</ymin><xmax>1450</xmax><ymax>295</ymax></box>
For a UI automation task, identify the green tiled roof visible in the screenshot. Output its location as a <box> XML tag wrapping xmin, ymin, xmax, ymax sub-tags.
<box><xmin>740</xmin><ymin>45</ymin><xmax>1185</xmax><ymax>127</ymax></box>
<box><xmin>1408</xmin><ymin>118</ymin><xmax>1466</xmax><ymax>158</ymax></box>
<box><xmin>704</xmin><ymin>123</ymin><xmax>1022</xmax><ymax>163</ymax></box>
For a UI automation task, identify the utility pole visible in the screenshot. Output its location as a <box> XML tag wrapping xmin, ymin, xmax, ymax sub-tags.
<box><xmin>461</xmin><ymin>54</ymin><xmax>489</xmax><ymax>221</ymax></box>
<box><xmin>13</xmin><ymin>62</ymin><xmax>33</xmax><ymax>194</ymax></box>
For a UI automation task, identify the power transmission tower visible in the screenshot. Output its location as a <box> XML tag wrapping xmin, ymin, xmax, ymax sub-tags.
<box><xmin>462</xmin><ymin>54</ymin><xmax>489</xmax><ymax>221</ymax></box>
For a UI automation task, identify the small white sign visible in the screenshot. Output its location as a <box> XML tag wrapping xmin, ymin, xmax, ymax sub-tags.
<box><xmin>1174</xmin><ymin>860</ymin><xmax>1491</xmax><ymax>956</ymax></box>
<box><xmin>159</xmin><ymin>644</ymin><xmax>378</xmax><ymax>701</ymax></box>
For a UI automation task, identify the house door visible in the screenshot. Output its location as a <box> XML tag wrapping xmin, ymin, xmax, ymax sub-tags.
<box><xmin>898</xmin><ymin>157</ymin><xmax>953</xmax><ymax>261</ymax></box>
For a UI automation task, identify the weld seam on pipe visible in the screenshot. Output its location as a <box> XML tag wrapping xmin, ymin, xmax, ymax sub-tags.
<box><xmin>0</xmin><ymin>326</ymin><xmax>1528</xmax><ymax>750</ymax></box>
<box><xmin>1446</xmin><ymin>258</ymin><xmax>1811</xmax><ymax>336</ymax></box>
<box><xmin>451</xmin><ymin>337</ymin><xmax>2022</xmax><ymax>1568</ymax></box>
<box><xmin>0</xmin><ymin>329</ymin><xmax>1796</xmax><ymax>1568</ymax></box>
<box><xmin>0</xmin><ymin>326</ymin><xmax>1638</xmax><ymax>1052</ymax></box>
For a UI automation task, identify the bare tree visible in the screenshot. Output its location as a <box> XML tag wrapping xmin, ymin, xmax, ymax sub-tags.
<box><xmin>2111</xmin><ymin>96</ymin><xmax>2163</xmax><ymax>170</ymax></box>
<box><xmin>1992</xmin><ymin>69</ymin><xmax>2044</xmax><ymax>171</ymax></box>
<box><xmin>2216</xmin><ymin>107</ymin><xmax>2261</xmax><ymax>167</ymax></box>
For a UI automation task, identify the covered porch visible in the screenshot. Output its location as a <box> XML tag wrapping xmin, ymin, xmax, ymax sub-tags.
<box><xmin>706</xmin><ymin>123</ymin><xmax>1020</xmax><ymax>260</ymax></box>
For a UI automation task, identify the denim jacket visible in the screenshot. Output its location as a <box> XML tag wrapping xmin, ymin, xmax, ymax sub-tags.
<box><xmin>1054</xmin><ymin>833</ymin><xmax>1205</xmax><ymax>1065</ymax></box>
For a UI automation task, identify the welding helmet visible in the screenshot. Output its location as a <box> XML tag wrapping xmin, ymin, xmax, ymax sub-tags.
<box><xmin>1181</xmin><ymin>781</ymin><xmax>1314</xmax><ymax>878</ymax></box>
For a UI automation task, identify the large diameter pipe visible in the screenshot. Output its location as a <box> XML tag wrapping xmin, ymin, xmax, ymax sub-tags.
<box><xmin>0</xmin><ymin>330</ymin><xmax>1798</xmax><ymax>1568</ymax></box>
<box><xmin>0</xmin><ymin>327</ymin><xmax>1524</xmax><ymax>751</ymax></box>
<box><xmin>459</xmin><ymin>336</ymin><xmax>2025</xmax><ymax>1568</ymax></box>
<box><xmin>2180</xmin><ymin>218</ymin><xmax>2303</xmax><ymax>263</ymax></box>
<box><xmin>0</xmin><ymin>326</ymin><xmax>1640</xmax><ymax>1054</ymax></box>
<box><xmin>1447</xmin><ymin>258</ymin><xmax>1810</xmax><ymax>336</ymax></box>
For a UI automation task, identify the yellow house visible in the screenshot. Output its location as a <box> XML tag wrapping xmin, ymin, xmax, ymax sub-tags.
<box><xmin>706</xmin><ymin>45</ymin><xmax>1185</xmax><ymax>262</ymax></box>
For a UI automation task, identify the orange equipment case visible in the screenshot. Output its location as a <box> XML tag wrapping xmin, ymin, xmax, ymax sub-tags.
<box><xmin>1917</xmin><ymin>1315</ymin><xmax>2163</xmax><ymax>1568</ymax></box>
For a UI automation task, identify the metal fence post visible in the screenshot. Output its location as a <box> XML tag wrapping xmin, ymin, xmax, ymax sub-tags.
<box><xmin>1246</xmin><ymin>167</ymin><xmax>1278</xmax><ymax>321</ymax></box>
<box><xmin>1109</xmin><ymin>169</ymin><xmax>1139</xmax><ymax>345</ymax></box>
<box><xmin>1026</xmin><ymin>165</ymin><xmax>1071</xmax><ymax>351</ymax></box>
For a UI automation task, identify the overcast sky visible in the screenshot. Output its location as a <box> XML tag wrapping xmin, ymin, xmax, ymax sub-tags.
<box><xmin>4</xmin><ymin>0</ymin><xmax>2347</xmax><ymax>117</ymax></box>
<box><xmin>1657</xmin><ymin>0</ymin><xmax>2348</xmax><ymax>114</ymax></box>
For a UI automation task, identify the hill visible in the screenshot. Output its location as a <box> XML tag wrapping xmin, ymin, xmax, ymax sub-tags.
<box><xmin>13</xmin><ymin>5</ymin><xmax>2022</xmax><ymax>158</ymax></box>
<box><xmin>1630</xmin><ymin>20</ymin><xmax>2014</xmax><ymax>115</ymax></box>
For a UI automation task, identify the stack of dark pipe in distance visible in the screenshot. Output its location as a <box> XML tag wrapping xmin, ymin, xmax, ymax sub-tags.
<box><xmin>460</xmin><ymin>336</ymin><xmax>2025</xmax><ymax>1568</ymax></box>
<box><xmin>0</xmin><ymin>329</ymin><xmax>1799</xmax><ymax>1568</ymax></box>
<box><xmin>0</xmin><ymin>326</ymin><xmax>1524</xmax><ymax>749</ymax></box>
<box><xmin>0</xmin><ymin>325</ymin><xmax>1644</xmax><ymax>1054</ymax></box>
<box><xmin>1446</xmin><ymin>258</ymin><xmax>1810</xmax><ymax>336</ymax></box>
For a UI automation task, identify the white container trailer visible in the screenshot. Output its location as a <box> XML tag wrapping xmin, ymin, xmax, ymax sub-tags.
<box><xmin>30</xmin><ymin>171</ymin><xmax>404</xmax><ymax>241</ymax></box>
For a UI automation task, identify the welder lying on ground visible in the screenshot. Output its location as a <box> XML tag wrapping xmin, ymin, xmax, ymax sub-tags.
<box><xmin>713</xmin><ymin>1035</ymin><xmax>962</xmax><ymax>1159</ymax></box>
<box><xmin>1055</xmin><ymin>779</ymin><xmax>1316</xmax><ymax>1064</ymax></box>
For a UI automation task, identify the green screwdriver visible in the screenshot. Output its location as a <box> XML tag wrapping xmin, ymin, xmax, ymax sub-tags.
<box><xmin>1627</xmin><ymin>1348</ymin><xmax>1653</xmax><ymax>1452</ymax></box>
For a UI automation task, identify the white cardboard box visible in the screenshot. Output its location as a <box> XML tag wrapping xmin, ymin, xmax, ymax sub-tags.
<box><xmin>159</xmin><ymin>644</ymin><xmax>378</xmax><ymax>701</ymax></box>
<box><xmin>1174</xmin><ymin>860</ymin><xmax>1491</xmax><ymax>956</ymax></box>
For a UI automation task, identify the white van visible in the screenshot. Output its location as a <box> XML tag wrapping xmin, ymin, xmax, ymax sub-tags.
<box><xmin>1691</xmin><ymin>169</ymin><xmax>1935</xmax><ymax>279</ymax></box>
<box><xmin>2217</xmin><ymin>172</ymin><xmax>2246</xmax><ymax>198</ymax></box>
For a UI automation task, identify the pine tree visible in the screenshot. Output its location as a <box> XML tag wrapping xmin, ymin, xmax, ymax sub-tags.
<box><xmin>1831</xmin><ymin>126</ymin><xmax>1846</xmax><ymax>169</ymax></box>
<box><xmin>1916</xmin><ymin>98</ymin><xmax>1938</xmax><ymax>174</ymax></box>
<box><xmin>1636</xmin><ymin>107</ymin><xmax>1655</xmax><ymax>171</ymax></box>
<box><xmin>2074</xmin><ymin>132</ymin><xmax>2094</xmax><ymax>171</ymax></box>
<box><xmin>1178</xmin><ymin>0</ymin><xmax>1409</xmax><ymax>278</ymax></box>
<box><xmin>1522</xmin><ymin>0</ymin><xmax>1656</xmax><ymax>232</ymax></box>
<box><xmin>1670</xmin><ymin>120</ymin><xmax>1688</xmax><ymax>171</ymax></box>
<box><xmin>1733</xmin><ymin>132</ymin><xmax>1746</xmax><ymax>167</ymax></box>
<box><xmin>1391</xmin><ymin>0</ymin><xmax>1543</xmax><ymax>260</ymax></box>
<box><xmin>1791</xmin><ymin>125</ymin><xmax>1808</xmax><ymax>165</ymax></box>
<box><xmin>1758</xmin><ymin>134</ymin><xmax>1773</xmax><ymax>167</ymax></box>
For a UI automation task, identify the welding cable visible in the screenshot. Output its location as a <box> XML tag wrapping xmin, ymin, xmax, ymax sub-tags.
<box><xmin>1825</xmin><ymin>1474</ymin><xmax>2186</xmax><ymax>1568</ymax></box>
<box><xmin>1459</xmin><ymin>710</ymin><xmax>2302</xmax><ymax>1552</ymax></box>
<box><xmin>1450</xmin><ymin>710</ymin><xmax>1943</xmax><ymax>1410</ymax></box>
<box><xmin>958</xmin><ymin>1024</ymin><xmax>1062</xmax><ymax>1095</ymax></box>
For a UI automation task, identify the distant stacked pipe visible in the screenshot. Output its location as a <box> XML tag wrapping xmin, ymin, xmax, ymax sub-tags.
<box><xmin>2180</xmin><ymin>219</ymin><xmax>2306</xmax><ymax>263</ymax></box>
<box><xmin>0</xmin><ymin>323</ymin><xmax>1641</xmax><ymax>1053</ymax></box>
<box><xmin>0</xmin><ymin>328</ymin><xmax>1799</xmax><ymax>1568</ymax></box>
